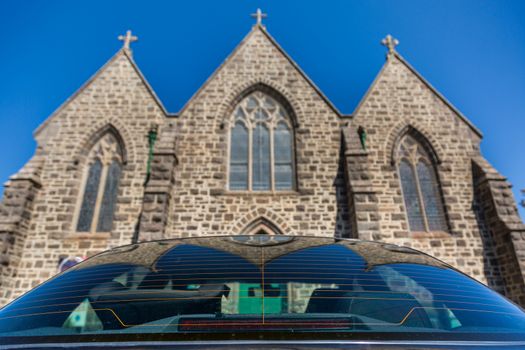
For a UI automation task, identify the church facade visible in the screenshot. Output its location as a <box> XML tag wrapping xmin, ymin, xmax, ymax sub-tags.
<box><xmin>1</xmin><ymin>21</ymin><xmax>525</xmax><ymax>307</ymax></box>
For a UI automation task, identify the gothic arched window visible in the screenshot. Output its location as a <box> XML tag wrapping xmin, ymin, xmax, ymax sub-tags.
<box><xmin>229</xmin><ymin>91</ymin><xmax>295</xmax><ymax>191</ymax></box>
<box><xmin>76</xmin><ymin>133</ymin><xmax>123</xmax><ymax>233</ymax></box>
<box><xmin>396</xmin><ymin>134</ymin><xmax>447</xmax><ymax>232</ymax></box>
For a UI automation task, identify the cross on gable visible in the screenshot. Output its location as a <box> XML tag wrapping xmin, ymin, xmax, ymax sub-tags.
<box><xmin>381</xmin><ymin>34</ymin><xmax>399</xmax><ymax>54</ymax></box>
<box><xmin>118</xmin><ymin>30</ymin><xmax>138</xmax><ymax>50</ymax></box>
<box><xmin>250</xmin><ymin>8</ymin><xmax>267</xmax><ymax>26</ymax></box>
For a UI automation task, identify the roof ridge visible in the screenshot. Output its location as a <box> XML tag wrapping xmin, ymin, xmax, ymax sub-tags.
<box><xmin>352</xmin><ymin>50</ymin><xmax>483</xmax><ymax>138</ymax></box>
<box><xmin>33</xmin><ymin>49</ymin><xmax>172</xmax><ymax>138</ymax></box>
<box><xmin>123</xmin><ymin>50</ymin><xmax>174</xmax><ymax>117</ymax></box>
<box><xmin>256</xmin><ymin>25</ymin><xmax>342</xmax><ymax>116</ymax></box>
<box><xmin>176</xmin><ymin>24</ymin><xmax>343</xmax><ymax>117</ymax></box>
<box><xmin>351</xmin><ymin>56</ymin><xmax>390</xmax><ymax>117</ymax></box>
<box><xmin>391</xmin><ymin>51</ymin><xmax>483</xmax><ymax>138</ymax></box>
<box><xmin>175</xmin><ymin>26</ymin><xmax>259</xmax><ymax>116</ymax></box>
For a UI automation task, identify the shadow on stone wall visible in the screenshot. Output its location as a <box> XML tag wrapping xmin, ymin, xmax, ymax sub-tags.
<box><xmin>472</xmin><ymin>159</ymin><xmax>525</xmax><ymax>305</ymax></box>
<box><xmin>334</xmin><ymin>137</ymin><xmax>353</xmax><ymax>238</ymax></box>
<box><xmin>472</xmin><ymin>172</ymin><xmax>505</xmax><ymax>294</ymax></box>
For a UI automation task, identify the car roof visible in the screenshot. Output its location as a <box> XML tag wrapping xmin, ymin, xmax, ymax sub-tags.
<box><xmin>73</xmin><ymin>235</ymin><xmax>451</xmax><ymax>272</ymax></box>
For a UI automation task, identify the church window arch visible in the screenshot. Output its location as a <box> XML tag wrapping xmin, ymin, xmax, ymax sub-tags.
<box><xmin>396</xmin><ymin>134</ymin><xmax>447</xmax><ymax>232</ymax></box>
<box><xmin>241</xmin><ymin>217</ymin><xmax>285</xmax><ymax>236</ymax></box>
<box><xmin>229</xmin><ymin>90</ymin><xmax>295</xmax><ymax>191</ymax></box>
<box><xmin>76</xmin><ymin>132</ymin><xmax>123</xmax><ymax>233</ymax></box>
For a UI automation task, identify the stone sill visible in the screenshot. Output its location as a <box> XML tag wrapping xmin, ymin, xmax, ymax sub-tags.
<box><xmin>411</xmin><ymin>231</ymin><xmax>451</xmax><ymax>239</ymax></box>
<box><xmin>64</xmin><ymin>232</ymin><xmax>111</xmax><ymax>240</ymax></box>
<box><xmin>345</xmin><ymin>150</ymin><xmax>368</xmax><ymax>157</ymax></box>
<box><xmin>216</xmin><ymin>190</ymin><xmax>300</xmax><ymax>196</ymax></box>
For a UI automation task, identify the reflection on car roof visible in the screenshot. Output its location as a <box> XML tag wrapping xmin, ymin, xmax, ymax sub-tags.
<box><xmin>73</xmin><ymin>236</ymin><xmax>449</xmax><ymax>273</ymax></box>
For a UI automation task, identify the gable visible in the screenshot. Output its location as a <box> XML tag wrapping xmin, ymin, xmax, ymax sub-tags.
<box><xmin>353</xmin><ymin>52</ymin><xmax>482</xmax><ymax>138</ymax></box>
<box><xmin>33</xmin><ymin>49</ymin><xmax>169</xmax><ymax>145</ymax></box>
<box><xmin>353</xmin><ymin>51</ymin><xmax>483</xmax><ymax>138</ymax></box>
<box><xmin>177</xmin><ymin>25</ymin><xmax>342</xmax><ymax>121</ymax></box>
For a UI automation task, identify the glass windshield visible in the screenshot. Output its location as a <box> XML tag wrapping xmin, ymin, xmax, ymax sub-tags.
<box><xmin>1</xmin><ymin>236</ymin><xmax>525</xmax><ymax>343</ymax></box>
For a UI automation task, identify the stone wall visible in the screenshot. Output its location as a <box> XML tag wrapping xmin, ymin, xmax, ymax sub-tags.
<box><xmin>138</xmin><ymin>121</ymin><xmax>178</xmax><ymax>242</ymax></box>
<box><xmin>0</xmin><ymin>26</ymin><xmax>524</xmax><ymax>307</ymax></box>
<box><xmin>0</xmin><ymin>50</ymin><xmax>166</xmax><ymax>304</ymax></box>
<box><xmin>350</xmin><ymin>53</ymin><xmax>494</xmax><ymax>284</ymax></box>
<box><xmin>0</xmin><ymin>178</ymin><xmax>41</xmax><ymax>304</ymax></box>
<box><xmin>343</xmin><ymin>125</ymin><xmax>380</xmax><ymax>241</ymax></box>
<box><xmin>472</xmin><ymin>157</ymin><xmax>525</xmax><ymax>305</ymax></box>
<box><xmin>166</xmin><ymin>27</ymin><xmax>351</xmax><ymax>239</ymax></box>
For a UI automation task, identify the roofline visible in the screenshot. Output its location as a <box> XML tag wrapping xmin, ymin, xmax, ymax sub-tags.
<box><xmin>392</xmin><ymin>51</ymin><xmax>483</xmax><ymax>138</ymax></box>
<box><xmin>257</xmin><ymin>25</ymin><xmax>342</xmax><ymax>116</ymax></box>
<box><xmin>175</xmin><ymin>27</ymin><xmax>256</xmax><ymax>116</ymax></box>
<box><xmin>125</xmin><ymin>50</ymin><xmax>176</xmax><ymax>117</ymax></box>
<box><xmin>33</xmin><ymin>49</ymin><xmax>173</xmax><ymax>138</ymax></box>
<box><xmin>352</xmin><ymin>51</ymin><xmax>483</xmax><ymax>139</ymax></box>
<box><xmin>32</xmin><ymin>30</ymin><xmax>481</xmax><ymax>138</ymax></box>
<box><xmin>176</xmin><ymin>24</ymin><xmax>343</xmax><ymax>117</ymax></box>
<box><xmin>351</xmin><ymin>56</ymin><xmax>390</xmax><ymax>118</ymax></box>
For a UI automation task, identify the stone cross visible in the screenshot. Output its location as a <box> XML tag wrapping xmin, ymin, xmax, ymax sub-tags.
<box><xmin>381</xmin><ymin>34</ymin><xmax>399</xmax><ymax>54</ymax></box>
<box><xmin>118</xmin><ymin>30</ymin><xmax>138</xmax><ymax>50</ymax></box>
<box><xmin>251</xmin><ymin>8</ymin><xmax>267</xmax><ymax>26</ymax></box>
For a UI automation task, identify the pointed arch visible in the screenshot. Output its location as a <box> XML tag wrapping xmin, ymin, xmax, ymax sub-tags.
<box><xmin>220</xmin><ymin>80</ymin><xmax>301</xmax><ymax>129</ymax></box>
<box><xmin>75</xmin><ymin>127</ymin><xmax>126</xmax><ymax>233</ymax></box>
<box><xmin>386</xmin><ymin>122</ymin><xmax>443</xmax><ymax>167</ymax></box>
<box><xmin>241</xmin><ymin>217</ymin><xmax>285</xmax><ymax>235</ymax></box>
<box><xmin>394</xmin><ymin>129</ymin><xmax>448</xmax><ymax>233</ymax></box>
<box><xmin>229</xmin><ymin>208</ymin><xmax>293</xmax><ymax>235</ymax></box>
<box><xmin>78</xmin><ymin>123</ymin><xmax>128</xmax><ymax>165</ymax></box>
<box><xmin>227</xmin><ymin>85</ymin><xmax>297</xmax><ymax>191</ymax></box>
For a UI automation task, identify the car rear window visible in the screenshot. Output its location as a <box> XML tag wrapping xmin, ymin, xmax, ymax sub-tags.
<box><xmin>0</xmin><ymin>236</ymin><xmax>525</xmax><ymax>343</ymax></box>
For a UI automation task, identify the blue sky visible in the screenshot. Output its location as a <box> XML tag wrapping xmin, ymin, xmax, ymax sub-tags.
<box><xmin>0</xmin><ymin>0</ymin><xmax>524</xmax><ymax>218</ymax></box>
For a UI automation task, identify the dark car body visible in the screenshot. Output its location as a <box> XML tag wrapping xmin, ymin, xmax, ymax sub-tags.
<box><xmin>1</xmin><ymin>235</ymin><xmax>525</xmax><ymax>349</ymax></box>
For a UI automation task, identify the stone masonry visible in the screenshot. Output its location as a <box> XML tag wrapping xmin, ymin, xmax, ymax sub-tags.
<box><xmin>1</xmin><ymin>23</ymin><xmax>524</xmax><ymax>307</ymax></box>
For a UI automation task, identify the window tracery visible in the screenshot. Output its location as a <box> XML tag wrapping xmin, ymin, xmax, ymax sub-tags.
<box><xmin>397</xmin><ymin>134</ymin><xmax>447</xmax><ymax>232</ymax></box>
<box><xmin>76</xmin><ymin>133</ymin><xmax>123</xmax><ymax>233</ymax></box>
<box><xmin>229</xmin><ymin>91</ymin><xmax>295</xmax><ymax>191</ymax></box>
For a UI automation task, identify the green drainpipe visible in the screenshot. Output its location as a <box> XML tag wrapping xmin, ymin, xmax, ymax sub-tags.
<box><xmin>357</xmin><ymin>126</ymin><xmax>367</xmax><ymax>151</ymax></box>
<box><xmin>145</xmin><ymin>125</ymin><xmax>158</xmax><ymax>185</ymax></box>
<box><xmin>133</xmin><ymin>125</ymin><xmax>159</xmax><ymax>244</ymax></box>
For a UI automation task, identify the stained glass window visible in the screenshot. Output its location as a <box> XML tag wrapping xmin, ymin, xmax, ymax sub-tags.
<box><xmin>229</xmin><ymin>91</ymin><xmax>295</xmax><ymax>191</ymax></box>
<box><xmin>230</xmin><ymin>122</ymin><xmax>249</xmax><ymax>190</ymax></box>
<box><xmin>417</xmin><ymin>161</ymin><xmax>447</xmax><ymax>231</ymax></box>
<box><xmin>399</xmin><ymin>160</ymin><xmax>425</xmax><ymax>232</ymax></box>
<box><xmin>397</xmin><ymin>134</ymin><xmax>447</xmax><ymax>232</ymax></box>
<box><xmin>76</xmin><ymin>159</ymin><xmax>102</xmax><ymax>232</ymax></box>
<box><xmin>252</xmin><ymin>124</ymin><xmax>271</xmax><ymax>190</ymax></box>
<box><xmin>274</xmin><ymin>122</ymin><xmax>293</xmax><ymax>190</ymax></box>
<box><xmin>76</xmin><ymin>133</ymin><xmax>123</xmax><ymax>233</ymax></box>
<box><xmin>97</xmin><ymin>161</ymin><xmax>122</xmax><ymax>232</ymax></box>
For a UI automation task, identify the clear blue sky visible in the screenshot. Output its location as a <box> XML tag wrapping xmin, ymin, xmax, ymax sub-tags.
<box><xmin>0</xmin><ymin>0</ymin><xmax>523</xmax><ymax>218</ymax></box>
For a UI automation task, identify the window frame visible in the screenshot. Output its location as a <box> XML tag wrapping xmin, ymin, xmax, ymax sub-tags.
<box><xmin>96</xmin><ymin>160</ymin><xmax>123</xmax><ymax>232</ymax></box>
<box><xmin>227</xmin><ymin>91</ymin><xmax>296</xmax><ymax>192</ymax></box>
<box><xmin>396</xmin><ymin>135</ymin><xmax>448</xmax><ymax>233</ymax></box>
<box><xmin>229</xmin><ymin>121</ymin><xmax>250</xmax><ymax>191</ymax></box>
<box><xmin>74</xmin><ymin>133</ymin><xmax>123</xmax><ymax>234</ymax></box>
<box><xmin>398</xmin><ymin>158</ymin><xmax>426</xmax><ymax>232</ymax></box>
